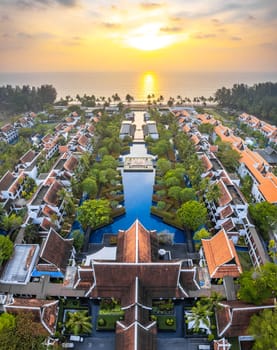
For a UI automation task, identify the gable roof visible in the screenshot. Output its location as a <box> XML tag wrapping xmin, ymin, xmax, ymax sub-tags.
<box><xmin>216</xmin><ymin>300</ymin><xmax>276</xmax><ymax>337</ymax></box>
<box><xmin>38</xmin><ymin>228</ymin><xmax>73</xmax><ymax>274</ymax></box>
<box><xmin>4</xmin><ymin>297</ymin><xmax>59</xmax><ymax>335</ymax></box>
<box><xmin>116</xmin><ymin>220</ymin><xmax>153</xmax><ymax>263</ymax></box>
<box><xmin>202</xmin><ymin>229</ymin><xmax>242</xmax><ymax>278</ymax></box>
<box><xmin>43</xmin><ymin>180</ymin><xmax>63</xmax><ymax>206</ymax></box>
<box><xmin>217</xmin><ymin>180</ymin><xmax>232</xmax><ymax>207</ymax></box>
<box><xmin>0</xmin><ymin>171</ymin><xmax>15</xmax><ymax>191</ymax></box>
<box><xmin>64</xmin><ymin>155</ymin><xmax>78</xmax><ymax>172</ymax></box>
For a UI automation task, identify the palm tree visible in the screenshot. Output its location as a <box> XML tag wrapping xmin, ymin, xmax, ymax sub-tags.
<box><xmin>185</xmin><ymin>301</ymin><xmax>212</xmax><ymax>333</ymax></box>
<box><xmin>65</xmin><ymin>310</ymin><xmax>92</xmax><ymax>335</ymax></box>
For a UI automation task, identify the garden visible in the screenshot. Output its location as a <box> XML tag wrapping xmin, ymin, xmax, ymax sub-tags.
<box><xmin>96</xmin><ymin>298</ymin><xmax>124</xmax><ymax>331</ymax></box>
<box><xmin>150</xmin><ymin>299</ymin><xmax>176</xmax><ymax>331</ymax></box>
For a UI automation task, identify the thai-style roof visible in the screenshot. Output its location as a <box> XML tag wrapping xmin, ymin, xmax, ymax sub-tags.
<box><xmin>20</xmin><ymin>150</ymin><xmax>37</xmax><ymax>164</ymax></box>
<box><xmin>38</xmin><ymin>228</ymin><xmax>73</xmax><ymax>274</ymax></box>
<box><xmin>217</xmin><ymin>180</ymin><xmax>232</xmax><ymax>207</ymax></box>
<box><xmin>4</xmin><ymin>297</ymin><xmax>59</xmax><ymax>335</ymax></box>
<box><xmin>116</xmin><ymin>220</ymin><xmax>156</xmax><ymax>263</ymax></box>
<box><xmin>202</xmin><ymin>229</ymin><xmax>242</xmax><ymax>279</ymax></box>
<box><xmin>0</xmin><ymin>171</ymin><xmax>15</xmax><ymax>191</ymax></box>
<box><xmin>43</xmin><ymin>180</ymin><xmax>63</xmax><ymax>206</ymax></box>
<box><xmin>64</xmin><ymin>155</ymin><xmax>78</xmax><ymax>173</ymax></box>
<box><xmin>216</xmin><ymin>300</ymin><xmax>276</xmax><ymax>338</ymax></box>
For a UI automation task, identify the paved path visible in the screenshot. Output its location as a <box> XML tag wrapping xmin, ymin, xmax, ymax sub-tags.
<box><xmin>133</xmin><ymin>111</ymin><xmax>145</xmax><ymax>142</ymax></box>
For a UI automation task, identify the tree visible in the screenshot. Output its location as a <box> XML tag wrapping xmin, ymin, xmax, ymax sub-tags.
<box><xmin>193</xmin><ymin>228</ymin><xmax>210</xmax><ymax>241</ymax></box>
<box><xmin>156</xmin><ymin>158</ymin><xmax>171</xmax><ymax>176</ymax></box>
<box><xmin>65</xmin><ymin>310</ymin><xmax>92</xmax><ymax>335</ymax></box>
<box><xmin>185</xmin><ymin>301</ymin><xmax>212</xmax><ymax>333</ymax></box>
<box><xmin>238</xmin><ymin>262</ymin><xmax>277</xmax><ymax>305</ymax></box>
<box><xmin>168</xmin><ymin>186</ymin><xmax>183</xmax><ymax>202</ymax></box>
<box><xmin>1</xmin><ymin>213</ymin><xmax>22</xmax><ymax>233</ymax></box>
<box><xmin>180</xmin><ymin>188</ymin><xmax>196</xmax><ymax>203</ymax></box>
<box><xmin>24</xmin><ymin>224</ymin><xmax>39</xmax><ymax>244</ymax></box>
<box><xmin>177</xmin><ymin>200</ymin><xmax>207</xmax><ymax>232</ymax></box>
<box><xmin>81</xmin><ymin>177</ymin><xmax>98</xmax><ymax>198</ymax></box>
<box><xmin>249</xmin><ymin>201</ymin><xmax>277</xmax><ymax>241</ymax></box>
<box><xmin>72</xmin><ymin>230</ymin><xmax>84</xmax><ymax>252</ymax></box>
<box><xmin>216</xmin><ymin>140</ymin><xmax>241</xmax><ymax>172</ymax></box>
<box><xmin>78</xmin><ymin>199</ymin><xmax>111</xmax><ymax>229</ymax></box>
<box><xmin>248</xmin><ymin>308</ymin><xmax>277</xmax><ymax>350</ymax></box>
<box><xmin>205</xmin><ymin>183</ymin><xmax>221</xmax><ymax>203</ymax></box>
<box><xmin>0</xmin><ymin>313</ymin><xmax>15</xmax><ymax>332</ymax></box>
<box><xmin>0</xmin><ymin>235</ymin><xmax>13</xmax><ymax>266</ymax></box>
<box><xmin>0</xmin><ymin>312</ymin><xmax>47</xmax><ymax>350</ymax></box>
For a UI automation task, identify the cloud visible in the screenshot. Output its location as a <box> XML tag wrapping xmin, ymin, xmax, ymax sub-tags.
<box><xmin>17</xmin><ymin>31</ymin><xmax>33</xmax><ymax>39</ymax></box>
<box><xmin>0</xmin><ymin>14</ymin><xmax>10</xmax><ymax>22</ymax></box>
<box><xmin>140</xmin><ymin>2</ymin><xmax>163</xmax><ymax>10</ymax></box>
<box><xmin>192</xmin><ymin>32</ymin><xmax>216</xmax><ymax>39</ymax></box>
<box><xmin>230</xmin><ymin>36</ymin><xmax>242</xmax><ymax>41</ymax></box>
<box><xmin>160</xmin><ymin>26</ymin><xmax>183</xmax><ymax>33</ymax></box>
<box><xmin>16</xmin><ymin>0</ymin><xmax>78</xmax><ymax>10</ymax></box>
<box><xmin>63</xmin><ymin>36</ymin><xmax>83</xmax><ymax>46</ymax></box>
<box><xmin>102</xmin><ymin>22</ymin><xmax>122</xmax><ymax>29</ymax></box>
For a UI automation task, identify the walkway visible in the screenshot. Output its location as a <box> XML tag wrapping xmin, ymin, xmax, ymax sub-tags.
<box><xmin>133</xmin><ymin>111</ymin><xmax>145</xmax><ymax>142</ymax></box>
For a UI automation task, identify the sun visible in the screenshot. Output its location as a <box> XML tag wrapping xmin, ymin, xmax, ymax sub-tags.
<box><xmin>125</xmin><ymin>23</ymin><xmax>175</xmax><ymax>51</ymax></box>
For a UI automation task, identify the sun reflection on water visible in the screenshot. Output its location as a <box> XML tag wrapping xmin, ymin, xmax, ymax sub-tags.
<box><xmin>138</xmin><ymin>71</ymin><xmax>159</xmax><ymax>101</ymax></box>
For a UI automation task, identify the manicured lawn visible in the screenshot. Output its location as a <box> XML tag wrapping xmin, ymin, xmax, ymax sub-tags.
<box><xmin>237</xmin><ymin>251</ymin><xmax>252</xmax><ymax>271</ymax></box>
<box><xmin>96</xmin><ymin>314</ymin><xmax>124</xmax><ymax>330</ymax></box>
<box><xmin>155</xmin><ymin>315</ymin><xmax>176</xmax><ymax>331</ymax></box>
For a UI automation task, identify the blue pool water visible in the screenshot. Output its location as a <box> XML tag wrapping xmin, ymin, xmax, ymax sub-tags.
<box><xmin>90</xmin><ymin>171</ymin><xmax>186</xmax><ymax>243</ymax></box>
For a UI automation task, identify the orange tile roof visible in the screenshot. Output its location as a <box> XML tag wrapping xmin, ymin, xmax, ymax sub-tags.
<box><xmin>191</xmin><ymin>134</ymin><xmax>200</xmax><ymax>145</ymax></box>
<box><xmin>117</xmin><ymin>220</ymin><xmax>152</xmax><ymax>263</ymax></box>
<box><xmin>217</xmin><ymin>180</ymin><xmax>232</xmax><ymax>207</ymax></box>
<box><xmin>202</xmin><ymin>229</ymin><xmax>242</xmax><ymax>278</ymax></box>
<box><xmin>201</xmin><ymin>154</ymin><xmax>213</xmax><ymax>172</ymax></box>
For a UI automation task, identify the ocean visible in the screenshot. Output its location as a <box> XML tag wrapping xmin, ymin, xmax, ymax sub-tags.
<box><xmin>0</xmin><ymin>71</ymin><xmax>276</xmax><ymax>101</ymax></box>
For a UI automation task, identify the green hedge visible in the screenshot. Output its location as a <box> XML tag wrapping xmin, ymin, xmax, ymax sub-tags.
<box><xmin>96</xmin><ymin>314</ymin><xmax>124</xmax><ymax>330</ymax></box>
<box><xmin>151</xmin><ymin>315</ymin><xmax>176</xmax><ymax>331</ymax></box>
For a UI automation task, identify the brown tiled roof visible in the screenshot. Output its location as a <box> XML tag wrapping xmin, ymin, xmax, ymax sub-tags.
<box><xmin>1</xmin><ymin>123</ymin><xmax>13</xmax><ymax>132</ymax></box>
<box><xmin>4</xmin><ymin>297</ymin><xmax>59</xmax><ymax>335</ymax></box>
<box><xmin>216</xmin><ymin>300</ymin><xmax>276</xmax><ymax>337</ymax></box>
<box><xmin>43</xmin><ymin>180</ymin><xmax>63</xmax><ymax>206</ymax></box>
<box><xmin>179</xmin><ymin>269</ymin><xmax>200</xmax><ymax>292</ymax></box>
<box><xmin>116</xmin><ymin>220</ymin><xmax>152</xmax><ymax>263</ymax></box>
<box><xmin>39</xmin><ymin>228</ymin><xmax>73</xmax><ymax>273</ymax></box>
<box><xmin>20</xmin><ymin>150</ymin><xmax>36</xmax><ymax>164</ymax></box>
<box><xmin>218</xmin><ymin>180</ymin><xmax>232</xmax><ymax>207</ymax></box>
<box><xmin>59</xmin><ymin>145</ymin><xmax>69</xmax><ymax>154</ymax></box>
<box><xmin>116</xmin><ymin>322</ymin><xmax>157</xmax><ymax>350</ymax></box>
<box><xmin>74</xmin><ymin>267</ymin><xmax>94</xmax><ymax>290</ymax></box>
<box><xmin>0</xmin><ymin>171</ymin><xmax>15</xmax><ymax>191</ymax></box>
<box><xmin>64</xmin><ymin>155</ymin><xmax>78</xmax><ymax>172</ymax></box>
<box><xmin>213</xmin><ymin>338</ymin><xmax>231</xmax><ymax>350</ymax></box>
<box><xmin>40</xmin><ymin>217</ymin><xmax>56</xmax><ymax>231</ymax></box>
<box><xmin>9</xmin><ymin>173</ymin><xmax>25</xmax><ymax>194</ymax></box>
<box><xmin>78</xmin><ymin>134</ymin><xmax>88</xmax><ymax>147</ymax></box>
<box><xmin>202</xmin><ymin>229</ymin><xmax>242</xmax><ymax>278</ymax></box>
<box><xmin>221</xmin><ymin>218</ymin><xmax>235</xmax><ymax>232</ymax></box>
<box><xmin>191</xmin><ymin>134</ymin><xmax>200</xmax><ymax>145</ymax></box>
<box><xmin>91</xmin><ymin>262</ymin><xmax>182</xmax><ymax>299</ymax></box>
<box><xmin>210</xmin><ymin>145</ymin><xmax>219</xmax><ymax>153</ymax></box>
<box><xmin>42</xmin><ymin>205</ymin><xmax>56</xmax><ymax>218</ymax></box>
<box><xmin>201</xmin><ymin>154</ymin><xmax>213</xmax><ymax>172</ymax></box>
<box><xmin>219</xmin><ymin>205</ymin><xmax>234</xmax><ymax>219</ymax></box>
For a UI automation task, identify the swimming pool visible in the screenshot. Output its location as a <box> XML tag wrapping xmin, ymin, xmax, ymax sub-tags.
<box><xmin>90</xmin><ymin>171</ymin><xmax>186</xmax><ymax>243</ymax></box>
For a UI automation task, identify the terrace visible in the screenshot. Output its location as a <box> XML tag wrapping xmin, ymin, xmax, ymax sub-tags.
<box><xmin>0</xmin><ymin>244</ymin><xmax>40</xmax><ymax>284</ymax></box>
<box><xmin>30</xmin><ymin>186</ymin><xmax>49</xmax><ymax>206</ymax></box>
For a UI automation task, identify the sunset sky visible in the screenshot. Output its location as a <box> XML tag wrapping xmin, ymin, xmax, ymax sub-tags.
<box><xmin>0</xmin><ymin>0</ymin><xmax>277</xmax><ymax>72</ymax></box>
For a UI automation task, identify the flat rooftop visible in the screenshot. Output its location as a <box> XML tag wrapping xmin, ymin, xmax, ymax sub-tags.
<box><xmin>0</xmin><ymin>244</ymin><xmax>40</xmax><ymax>284</ymax></box>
